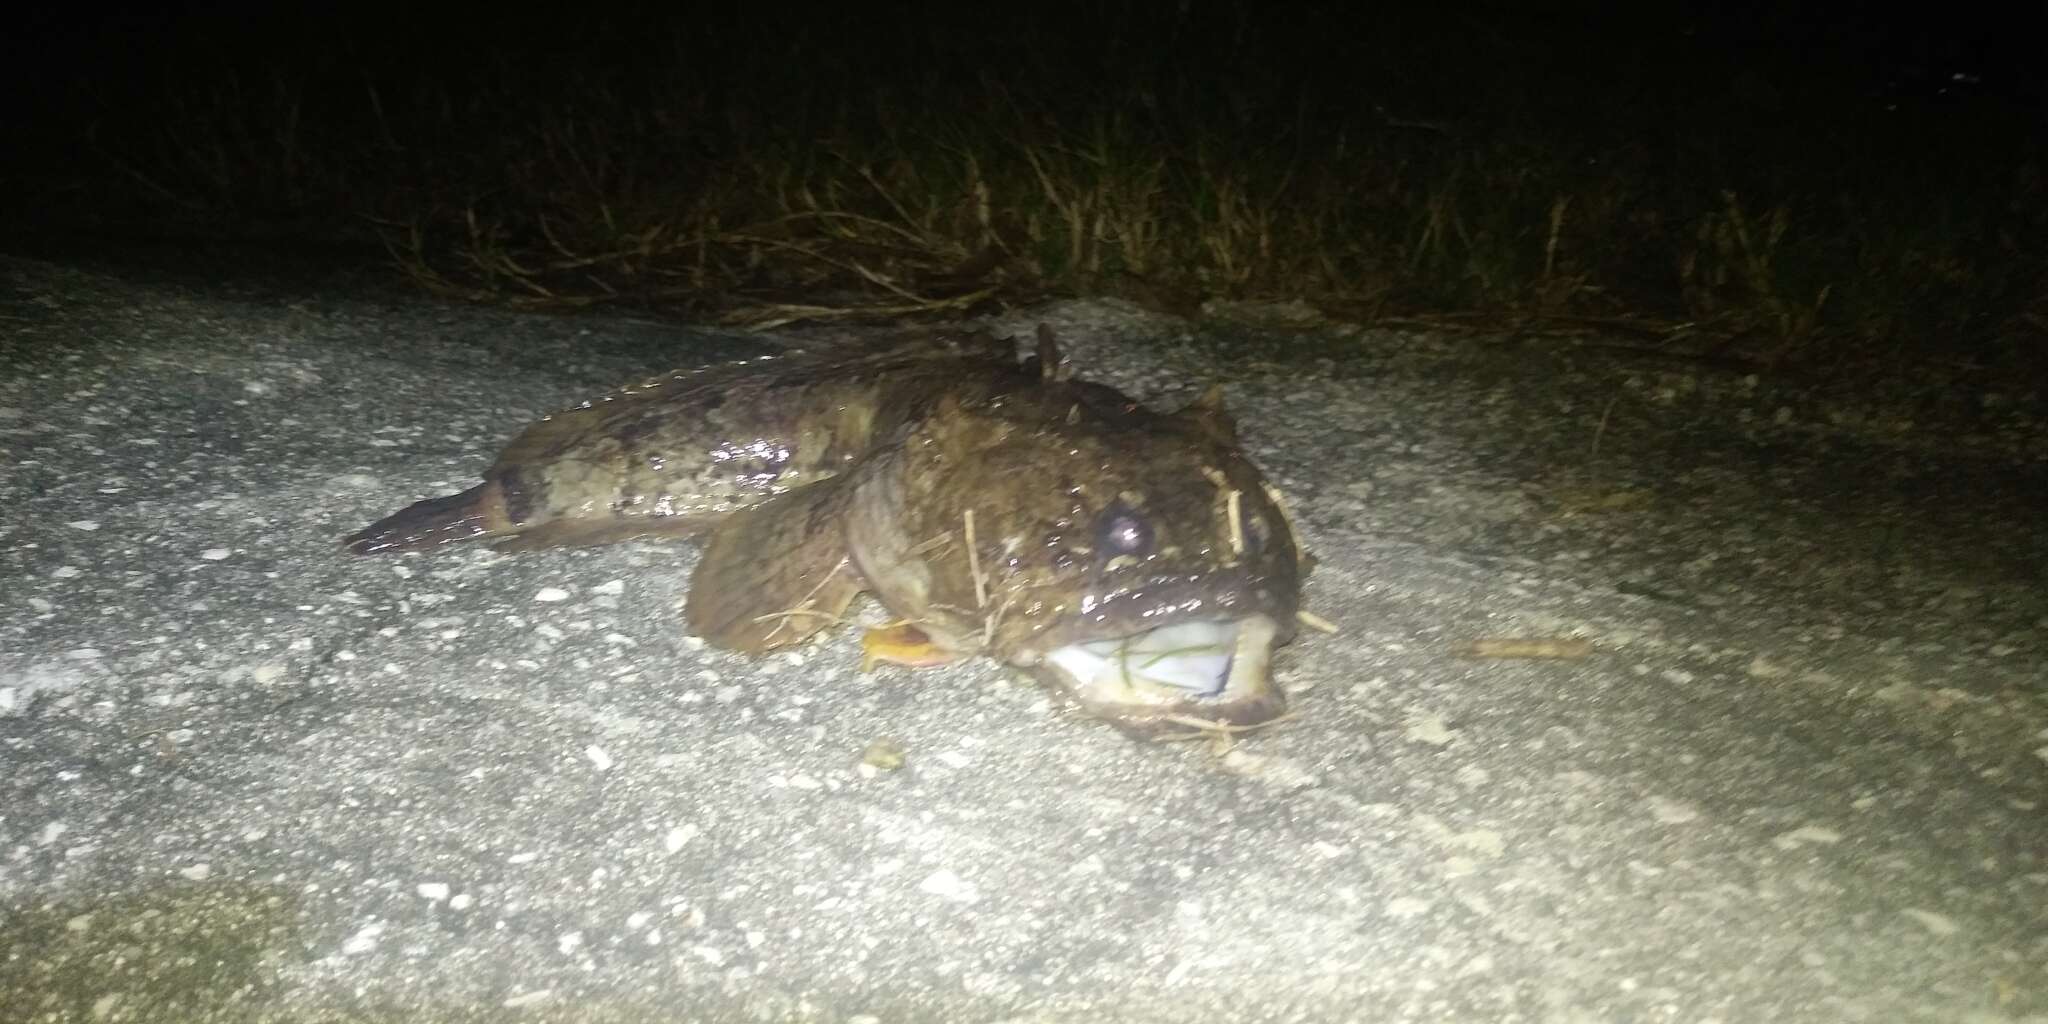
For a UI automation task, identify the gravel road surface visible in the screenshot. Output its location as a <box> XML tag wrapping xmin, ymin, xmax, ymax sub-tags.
<box><xmin>3</xmin><ymin>254</ymin><xmax>2044</xmax><ymax>1022</ymax></box>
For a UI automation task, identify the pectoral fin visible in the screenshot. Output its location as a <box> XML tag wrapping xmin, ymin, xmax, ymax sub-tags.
<box><xmin>859</xmin><ymin>622</ymin><xmax>970</xmax><ymax>672</ymax></box>
<box><xmin>684</xmin><ymin>477</ymin><xmax>867</xmax><ymax>653</ymax></box>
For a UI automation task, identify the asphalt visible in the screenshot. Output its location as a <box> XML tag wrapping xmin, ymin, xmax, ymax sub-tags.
<box><xmin>2</xmin><ymin>253</ymin><xmax>2044</xmax><ymax>1023</ymax></box>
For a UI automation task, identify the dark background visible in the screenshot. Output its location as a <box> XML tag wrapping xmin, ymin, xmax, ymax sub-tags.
<box><xmin>3</xmin><ymin>2</ymin><xmax>2043</xmax><ymax>391</ymax></box>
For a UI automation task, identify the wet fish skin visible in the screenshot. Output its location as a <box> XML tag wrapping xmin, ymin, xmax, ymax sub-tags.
<box><xmin>833</xmin><ymin>379</ymin><xmax>1302</xmax><ymax>732</ymax></box>
<box><xmin>343</xmin><ymin>330</ymin><xmax>1030</xmax><ymax>555</ymax></box>
<box><xmin>347</xmin><ymin>327</ymin><xmax>1307</xmax><ymax>736</ymax></box>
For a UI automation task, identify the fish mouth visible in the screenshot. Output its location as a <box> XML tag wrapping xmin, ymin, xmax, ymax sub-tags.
<box><xmin>1029</xmin><ymin>614</ymin><xmax>1286</xmax><ymax>737</ymax></box>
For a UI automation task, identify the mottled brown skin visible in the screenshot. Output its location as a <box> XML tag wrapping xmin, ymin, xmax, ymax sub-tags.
<box><xmin>833</xmin><ymin>382</ymin><xmax>1299</xmax><ymax>728</ymax></box>
<box><xmin>343</xmin><ymin>331</ymin><xmax>1030</xmax><ymax>555</ymax></box>
<box><xmin>347</xmin><ymin>327</ymin><xmax>1306</xmax><ymax>735</ymax></box>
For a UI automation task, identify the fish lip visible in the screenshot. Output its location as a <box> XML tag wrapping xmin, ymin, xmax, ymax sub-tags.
<box><xmin>1022</xmin><ymin>613</ymin><xmax>1288</xmax><ymax>735</ymax></box>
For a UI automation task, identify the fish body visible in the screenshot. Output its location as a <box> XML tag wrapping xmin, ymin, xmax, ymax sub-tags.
<box><xmin>347</xmin><ymin>328</ymin><xmax>1305</xmax><ymax>735</ymax></box>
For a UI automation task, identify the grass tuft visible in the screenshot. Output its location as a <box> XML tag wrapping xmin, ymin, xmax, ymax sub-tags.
<box><xmin>8</xmin><ymin>10</ymin><xmax>2043</xmax><ymax>392</ymax></box>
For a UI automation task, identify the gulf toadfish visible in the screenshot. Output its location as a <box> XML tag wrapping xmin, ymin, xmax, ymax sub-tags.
<box><xmin>346</xmin><ymin>326</ymin><xmax>1308</xmax><ymax>737</ymax></box>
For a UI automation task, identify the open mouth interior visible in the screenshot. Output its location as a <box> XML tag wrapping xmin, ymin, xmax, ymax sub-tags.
<box><xmin>1042</xmin><ymin>615</ymin><xmax>1277</xmax><ymax>706</ymax></box>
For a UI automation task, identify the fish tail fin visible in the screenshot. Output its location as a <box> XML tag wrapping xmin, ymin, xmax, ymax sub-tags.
<box><xmin>343</xmin><ymin>482</ymin><xmax>510</xmax><ymax>555</ymax></box>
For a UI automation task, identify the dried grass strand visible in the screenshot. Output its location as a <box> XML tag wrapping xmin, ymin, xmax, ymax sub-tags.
<box><xmin>1225</xmin><ymin>488</ymin><xmax>1244</xmax><ymax>555</ymax></box>
<box><xmin>1296</xmin><ymin>609</ymin><xmax>1339</xmax><ymax>634</ymax></box>
<box><xmin>963</xmin><ymin>509</ymin><xmax>986</xmax><ymax>609</ymax></box>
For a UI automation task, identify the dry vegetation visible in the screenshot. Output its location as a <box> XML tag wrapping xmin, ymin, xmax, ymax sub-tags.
<box><xmin>9</xmin><ymin>8</ymin><xmax>2045</xmax><ymax>390</ymax></box>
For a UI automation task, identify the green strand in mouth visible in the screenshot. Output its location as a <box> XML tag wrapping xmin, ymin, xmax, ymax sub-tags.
<box><xmin>1066</xmin><ymin>620</ymin><xmax>1242</xmax><ymax>697</ymax></box>
<box><xmin>1127</xmin><ymin>640</ymin><xmax>1232</xmax><ymax>672</ymax></box>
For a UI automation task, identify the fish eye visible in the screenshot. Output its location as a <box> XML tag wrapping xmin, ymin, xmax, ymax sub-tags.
<box><xmin>1096</xmin><ymin>503</ymin><xmax>1153</xmax><ymax>558</ymax></box>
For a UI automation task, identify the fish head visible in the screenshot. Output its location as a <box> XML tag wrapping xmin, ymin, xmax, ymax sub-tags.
<box><xmin>884</xmin><ymin>379</ymin><xmax>1304</xmax><ymax>737</ymax></box>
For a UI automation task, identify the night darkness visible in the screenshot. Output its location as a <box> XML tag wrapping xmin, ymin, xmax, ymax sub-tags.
<box><xmin>3</xmin><ymin>6</ymin><xmax>2048</xmax><ymax>1021</ymax></box>
<box><xmin>3</xmin><ymin>3</ymin><xmax>2045</xmax><ymax>379</ymax></box>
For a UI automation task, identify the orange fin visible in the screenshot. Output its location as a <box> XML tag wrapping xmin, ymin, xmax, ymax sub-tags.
<box><xmin>860</xmin><ymin>622</ymin><xmax>970</xmax><ymax>672</ymax></box>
